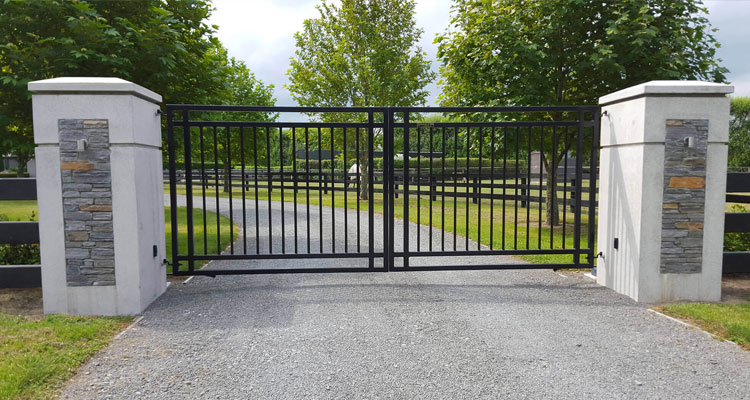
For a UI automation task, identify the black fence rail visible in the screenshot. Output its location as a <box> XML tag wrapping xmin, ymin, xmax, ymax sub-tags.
<box><xmin>724</xmin><ymin>172</ymin><xmax>750</xmax><ymax>274</ymax></box>
<box><xmin>0</xmin><ymin>178</ymin><xmax>41</xmax><ymax>288</ymax></box>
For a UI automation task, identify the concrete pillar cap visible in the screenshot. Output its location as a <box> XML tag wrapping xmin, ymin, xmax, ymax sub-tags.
<box><xmin>28</xmin><ymin>77</ymin><xmax>162</xmax><ymax>104</ymax></box>
<box><xmin>599</xmin><ymin>80</ymin><xmax>733</xmax><ymax>106</ymax></box>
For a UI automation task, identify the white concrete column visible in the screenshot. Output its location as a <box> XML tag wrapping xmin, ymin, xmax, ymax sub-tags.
<box><xmin>29</xmin><ymin>77</ymin><xmax>167</xmax><ymax>315</ymax></box>
<box><xmin>596</xmin><ymin>81</ymin><xmax>733</xmax><ymax>303</ymax></box>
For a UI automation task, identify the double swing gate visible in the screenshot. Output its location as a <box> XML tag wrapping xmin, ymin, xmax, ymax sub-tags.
<box><xmin>165</xmin><ymin>105</ymin><xmax>599</xmax><ymax>276</ymax></box>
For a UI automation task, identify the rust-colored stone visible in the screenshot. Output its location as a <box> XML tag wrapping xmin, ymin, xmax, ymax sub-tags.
<box><xmin>66</xmin><ymin>231</ymin><xmax>89</xmax><ymax>241</ymax></box>
<box><xmin>666</xmin><ymin>120</ymin><xmax>684</xmax><ymax>127</ymax></box>
<box><xmin>60</xmin><ymin>161</ymin><xmax>94</xmax><ymax>171</ymax></box>
<box><xmin>79</xmin><ymin>204</ymin><xmax>112</xmax><ymax>212</ymax></box>
<box><xmin>669</xmin><ymin>177</ymin><xmax>705</xmax><ymax>189</ymax></box>
<box><xmin>663</xmin><ymin>203</ymin><xmax>679</xmax><ymax>209</ymax></box>
<box><xmin>675</xmin><ymin>222</ymin><xmax>704</xmax><ymax>231</ymax></box>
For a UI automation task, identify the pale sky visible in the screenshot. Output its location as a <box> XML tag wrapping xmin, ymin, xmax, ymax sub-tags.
<box><xmin>208</xmin><ymin>0</ymin><xmax>750</xmax><ymax>107</ymax></box>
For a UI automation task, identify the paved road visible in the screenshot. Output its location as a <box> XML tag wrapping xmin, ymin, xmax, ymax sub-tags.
<box><xmin>60</xmin><ymin>196</ymin><xmax>750</xmax><ymax>399</ymax></box>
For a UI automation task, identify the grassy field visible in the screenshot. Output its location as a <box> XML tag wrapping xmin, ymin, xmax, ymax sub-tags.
<box><xmin>0</xmin><ymin>200</ymin><xmax>37</xmax><ymax>221</ymax></box>
<box><xmin>172</xmin><ymin>179</ymin><xmax>594</xmax><ymax>265</ymax></box>
<box><xmin>164</xmin><ymin>206</ymin><xmax>236</xmax><ymax>271</ymax></box>
<box><xmin>0</xmin><ymin>313</ymin><xmax>132</xmax><ymax>400</ymax></box>
<box><xmin>657</xmin><ymin>303</ymin><xmax>750</xmax><ymax>349</ymax></box>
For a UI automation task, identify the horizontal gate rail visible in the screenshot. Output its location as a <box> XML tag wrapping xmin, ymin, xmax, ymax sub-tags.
<box><xmin>724</xmin><ymin>171</ymin><xmax>750</xmax><ymax>274</ymax></box>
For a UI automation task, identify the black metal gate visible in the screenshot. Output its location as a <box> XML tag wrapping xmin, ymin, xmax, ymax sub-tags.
<box><xmin>165</xmin><ymin>105</ymin><xmax>598</xmax><ymax>276</ymax></box>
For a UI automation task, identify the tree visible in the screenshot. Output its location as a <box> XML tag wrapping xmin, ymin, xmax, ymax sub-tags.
<box><xmin>436</xmin><ymin>0</ymin><xmax>728</xmax><ymax>225</ymax></box>
<box><xmin>0</xmin><ymin>0</ymin><xmax>238</xmax><ymax>175</ymax></box>
<box><xmin>729</xmin><ymin>97</ymin><xmax>750</xmax><ymax>168</ymax></box>
<box><xmin>286</xmin><ymin>0</ymin><xmax>435</xmax><ymax>199</ymax></box>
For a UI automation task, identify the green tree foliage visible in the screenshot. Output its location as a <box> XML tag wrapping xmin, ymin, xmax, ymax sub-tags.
<box><xmin>729</xmin><ymin>97</ymin><xmax>750</xmax><ymax>168</ymax></box>
<box><xmin>286</xmin><ymin>0</ymin><xmax>435</xmax><ymax>199</ymax></box>
<box><xmin>0</xmin><ymin>0</ymin><xmax>274</xmax><ymax>176</ymax></box>
<box><xmin>436</xmin><ymin>0</ymin><xmax>728</xmax><ymax>225</ymax></box>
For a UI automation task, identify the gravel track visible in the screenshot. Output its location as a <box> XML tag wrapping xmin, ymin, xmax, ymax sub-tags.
<box><xmin>59</xmin><ymin>196</ymin><xmax>750</xmax><ymax>399</ymax></box>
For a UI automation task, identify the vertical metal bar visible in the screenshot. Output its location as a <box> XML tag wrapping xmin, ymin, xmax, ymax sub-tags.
<box><xmin>213</xmin><ymin>126</ymin><xmax>220</xmax><ymax>258</ymax></box>
<box><xmin>514</xmin><ymin>126</ymin><xmax>519</xmax><ymax>250</ymax></box>
<box><xmin>538</xmin><ymin>126</ymin><xmax>543</xmax><ymax>250</ymax></box>
<box><xmin>166</xmin><ymin>108</ymin><xmax>179</xmax><ymax>274</ymax></box>
<box><xmin>279</xmin><ymin>126</ymin><xmax>285</xmax><ymax>254</ymax></box>
<box><xmin>562</xmin><ymin>127</ymin><xmax>568</xmax><ymax>249</ymax></box>
<box><xmin>419</xmin><ymin>127</ymin><xmax>425</xmax><ymax>249</ymax></box>
<box><xmin>254</xmin><ymin>127</ymin><xmax>260</xmax><ymax>254</ymax></box>
<box><xmin>200</xmin><ymin>126</ymin><xmax>207</xmax><ymax>254</ymax></box>
<box><xmin>490</xmin><ymin>126</ymin><xmax>495</xmax><ymax>250</ymax></box>
<box><xmin>344</xmin><ymin>126</ymin><xmax>348</xmax><ymax>253</ymax></box>
<box><xmin>368</xmin><ymin>112</ymin><xmax>375</xmax><ymax>268</ymax></box>
<box><xmin>441</xmin><ymin>127</ymin><xmax>446</xmax><ymax>251</ymax></box>
<box><xmin>477</xmin><ymin>126</ymin><xmax>482</xmax><ymax>250</ymax></box>
<box><xmin>293</xmin><ymin>127</ymin><xmax>298</xmax><ymax>253</ymax></box>
<box><xmin>526</xmin><ymin>126</ymin><xmax>531</xmax><ymax>250</ymax></box>
<box><xmin>453</xmin><ymin>127</ymin><xmax>458</xmax><ymax>251</ymax></box>
<box><xmin>306</xmin><ymin>127</ymin><xmax>311</xmax><ymax>253</ymax></box>
<box><xmin>240</xmin><ymin>126</ymin><xmax>247</xmax><ymax>254</ymax></box>
<box><xmin>226</xmin><ymin>126</ymin><xmax>234</xmax><ymax>254</ymax></box>
<box><xmin>588</xmin><ymin>110</ymin><xmax>600</xmax><ymax>267</ymax></box>
<box><xmin>465</xmin><ymin>126</ymin><xmax>470</xmax><ymax>251</ymax></box>
<box><xmin>402</xmin><ymin>112</ymin><xmax>410</xmax><ymax>267</ymax></box>
<box><xmin>551</xmin><ymin>125</ymin><xmax>556</xmax><ymax>249</ymax></box>
<box><xmin>356</xmin><ymin>126</ymin><xmax>361</xmax><ymax>254</ymax></box>
<box><xmin>429</xmin><ymin>126</ymin><xmax>433</xmax><ymax>252</ymax></box>
<box><xmin>574</xmin><ymin>112</ymin><xmax>585</xmax><ymax>266</ymax></box>
<box><xmin>183</xmin><ymin>114</ymin><xmax>195</xmax><ymax>270</ymax></box>
<box><xmin>330</xmin><ymin>125</ymin><xmax>335</xmax><ymax>253</ymax></box>
<box><xmin>502</xmin><ymin>126</ymin><xmax>507</xmax><ymax>250</ymax></box>
<box><xmin>266</xmin><ymin>127</ymin><xmax>272</xmax><ymax>253</ymax></box>
<box><xmin>318</xmin><ymin>127</ymin><xmax>323</xmax><ymax>253</ymax></box>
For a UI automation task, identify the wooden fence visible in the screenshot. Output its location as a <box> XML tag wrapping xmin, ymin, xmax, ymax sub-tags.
<box><xmin>0</xmin><ymin>178</ymin><xmax>41</xmax><ymax>288</ymax></box>
<box><xmin>164</xmin><ymin>168</ymin><xmax>598</xmax><ymax>210</ymax></box>
<box><xmin>724</xmin><ymin>172</ymin><xmax>750</xmax><ymax>274</ymax></box>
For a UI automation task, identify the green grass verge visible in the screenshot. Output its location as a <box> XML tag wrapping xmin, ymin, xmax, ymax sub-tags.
<box><xmin>0</xmin><ymin>200</ymin><xmax>37</xmax><ymax>221</ymax></box>
<box><xmin>164</xmin><ymin>206</ymin><xmax>235</xmax><ymax>272</ymax></box>
<box><xmin>657</xmin><ymin>303</ymin><xmax>750</xmax><ymax>349</ymax></box>
<box><xmin>173</xmin><ymin>183</ymin><xmax>593</xmax><ymax>265</ymax></box>
<box><xmin>0</xmin><ymin>313</ymin><xmax>132</xmax><ymax>400</ymax></box>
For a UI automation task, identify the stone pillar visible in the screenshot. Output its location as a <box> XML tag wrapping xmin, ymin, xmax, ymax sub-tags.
<box><xmin>29</xmin><ymin>77</ymin><xmax>167</xmax><ymax>315</ymax></box>
<box><xmin>596</xmin><ymin>81</ymin><xmax>733</xmax><ymax>303</ymax></box>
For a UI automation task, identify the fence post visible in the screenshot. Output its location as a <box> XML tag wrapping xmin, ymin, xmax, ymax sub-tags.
<box><xmin>596</xmin><ymin>80</ymin><xmax>733</xmax><ymax>302</ymax></box>
<box><xmin>29</xmin><ymin>77</ymin><xmax>167</xmax><ymax>315</ymax></box>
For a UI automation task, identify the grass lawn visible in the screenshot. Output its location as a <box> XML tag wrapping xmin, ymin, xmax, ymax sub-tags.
<box><xmin>0</xmin><ymin>200</ymin><xmax>37</xmax><ymax>221</ymax></box>
<box><xmin>0</xmin><ymin>313</ymin><xmax>132</xmax><ymax>400</ymax></box>
<box><xmin>164</xmin><ymin>206</ymin><xmax>236</xmax><ymax>272</ymax></box>
<box><xmin>656</xmin><ymin>303</ymin><xmax>750</xmax><ymax>349</ymax></box>
<box><xmin>173</xmin><ymin>181</ymin><xmax>593</xmax><ymax>265</ymax></box>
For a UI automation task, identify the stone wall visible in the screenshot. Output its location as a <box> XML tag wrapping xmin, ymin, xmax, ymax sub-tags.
<box><xmin>59</xmin><ymin>119</ymin><xmax>115</xmax><ymax>286</ymax></box>
<box><xmin>660</xmin><ymin>119</ymin><xmax>708</xmax><ymax>274</ymax></box>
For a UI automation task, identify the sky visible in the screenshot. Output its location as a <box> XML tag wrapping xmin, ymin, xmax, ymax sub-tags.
<box><xmin>208</xmin><ymin>0</ymin><xmax>750</xmax><ymax>108</ymax></box>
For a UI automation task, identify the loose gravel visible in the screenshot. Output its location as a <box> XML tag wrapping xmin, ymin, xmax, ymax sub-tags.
<box><xmin>59</xmin><ymin>196</ymin><xmax>750</xmax><ymax>399</ymax></box>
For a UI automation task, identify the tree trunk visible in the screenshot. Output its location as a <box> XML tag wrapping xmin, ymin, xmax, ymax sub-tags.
<box><xmin>223</xmin><ymin>162</ymin><xmax>231</xmax><ymax>193</ymax></box>
<box><xmin>15</xmin><ymin>154</ymin><xmax>30</xmax><ymax>177</ymax></box>
<box><xmin>543</xmin><ymin>156</ymin><xmax>560</xmax><ymax>226</ymax></box>
<box><xmin>359</xmin><ymin>157</ymin><xmax>370</xmax><ymax>200</ymax></box>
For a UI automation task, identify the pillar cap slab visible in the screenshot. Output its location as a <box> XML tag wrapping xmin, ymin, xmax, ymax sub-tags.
<box><xmin>600</xmin><ymin>80</ymin><xmax>733</xmax><ymax>106</ymax></box>
<box><xmin>28</xmin><ymin>77</ymin><xmax>162</xmax><ymax>104</ymax></box>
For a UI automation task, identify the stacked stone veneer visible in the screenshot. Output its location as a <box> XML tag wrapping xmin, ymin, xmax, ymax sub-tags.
<box><xmin>660</xmin><ymin>119</ymin><xmax>708</xmax><ymax>274</ymax></box>
<box><xmin>59</xmin><ymin>120</ymin><xmax>115</xmax><ymax>286</ymax></box>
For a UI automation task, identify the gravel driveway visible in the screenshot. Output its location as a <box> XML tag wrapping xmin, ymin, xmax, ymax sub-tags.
<box><xmin>60</xmin><ymin>196</ymin><xmax>750</xmax><ymax>399</ymax></box>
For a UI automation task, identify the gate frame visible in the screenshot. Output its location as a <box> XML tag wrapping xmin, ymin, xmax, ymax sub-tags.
<box><xmin>165</xmin><ymin>105</ymin><xmax>599</xmax><ymax>276</ymax></box>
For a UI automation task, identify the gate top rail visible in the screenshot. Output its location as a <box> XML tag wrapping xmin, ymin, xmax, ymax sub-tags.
<box><xmin>166</xmin><ymin>104</ymin><xmax>599</xmax><ymax>113</ymax></box>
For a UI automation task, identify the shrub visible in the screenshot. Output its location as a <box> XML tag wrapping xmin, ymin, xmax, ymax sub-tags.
<box><xmin>0</xmin><ymin>213</ymin><xmax>41</xmax><ymax>265</ymax></box>
<box><xmin>725</xmin><ymin>204</ymin><xmax>750</xmax><ymax>252</ymax></box>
